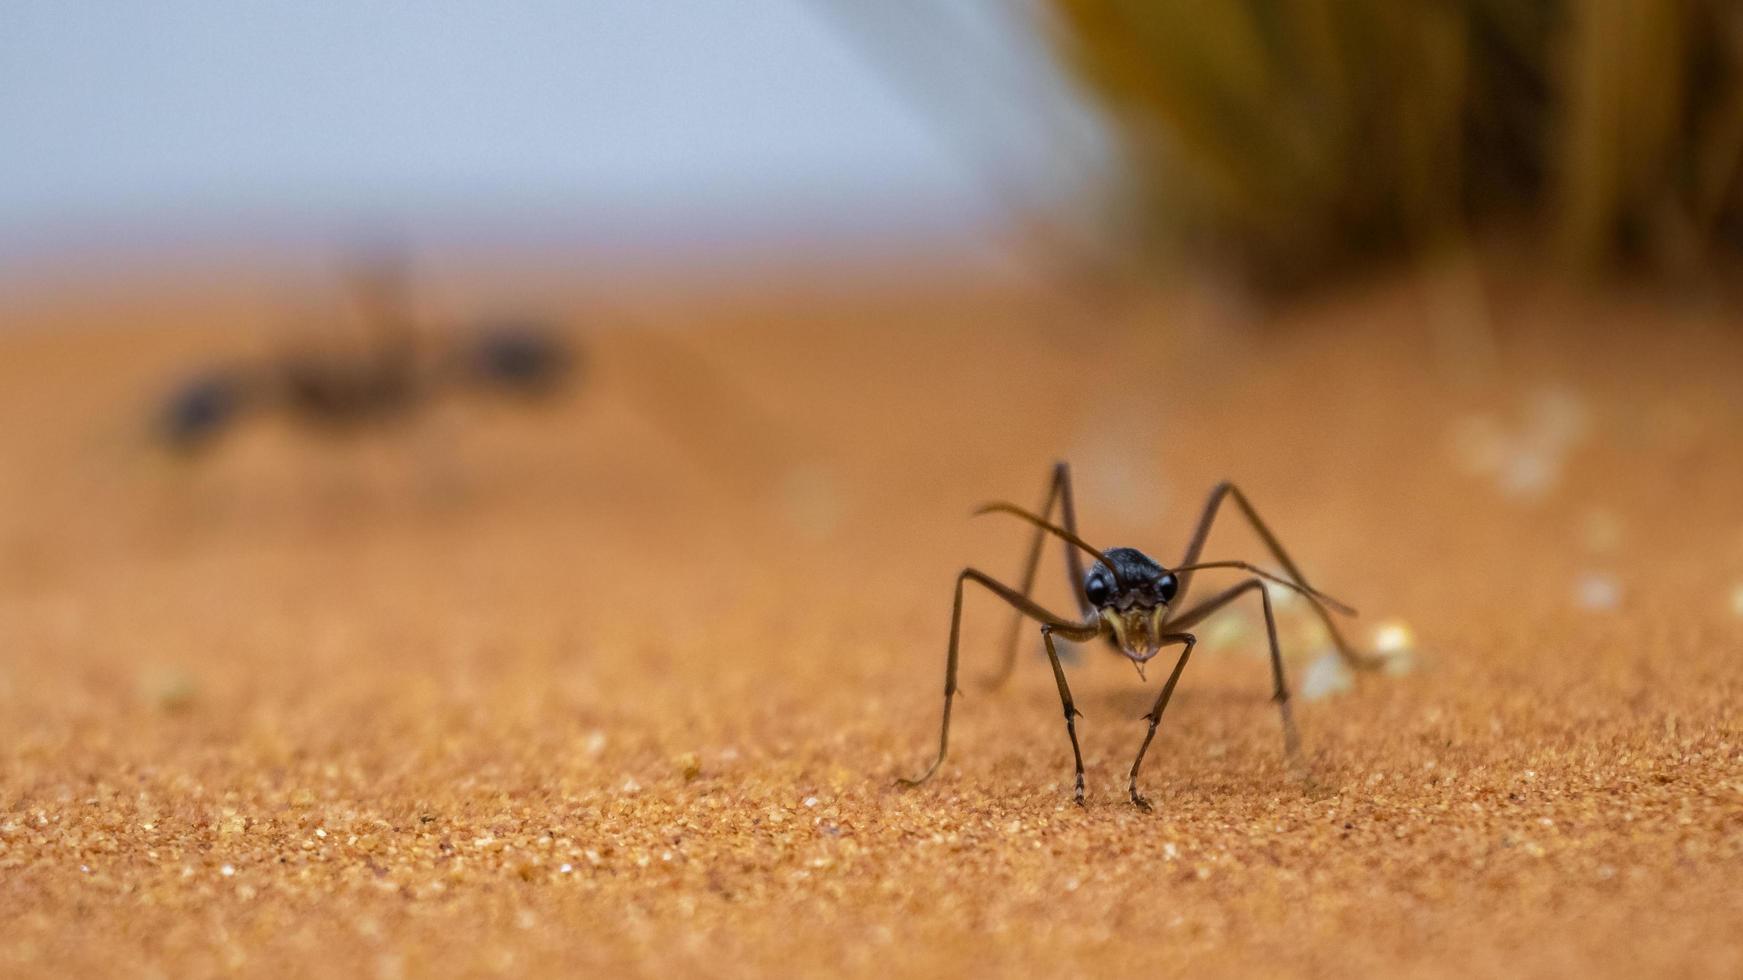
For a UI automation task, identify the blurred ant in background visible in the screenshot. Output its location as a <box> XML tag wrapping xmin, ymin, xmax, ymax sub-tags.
<box><xmin>156</xmin><ymin>258</ymin><xmax>579</xmax><ymax>455</ymax></box>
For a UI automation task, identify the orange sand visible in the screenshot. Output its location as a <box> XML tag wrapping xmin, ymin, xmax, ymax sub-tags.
<box><xmin>0</xmin><ymin>270</ymin><xmax>1738</xmax><ymax>977</ymax></box>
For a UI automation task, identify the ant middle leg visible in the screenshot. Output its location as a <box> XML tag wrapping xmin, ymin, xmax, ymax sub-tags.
<box><xmin>900</xmin><ymin>568</ymin><xmax>1099</xmax><ymax>790</ymax></box>
<box><xmin>1167</xmin><ymin>579</ymin><xmax>1306</xmax><ymax>776</ymax></box>
<box><xmin>987</xmin><ymin>462</ymin><xmax>1092</xmax><ymax>690</ymax></box>
<box><xmin>1176</xmin><ymin>482</ymin><xmax>1378</xmax><ymax>671</ymax></box>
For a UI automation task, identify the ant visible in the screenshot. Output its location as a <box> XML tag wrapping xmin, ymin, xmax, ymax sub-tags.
<box><xmin>156</xmin><ymin>263</ymin><xmax>578</xmax><ymax>454</ymax></box>
<box><xmin>900</xmin><ymin>462</ymin><xmax>1380</xmax><ymax>809</ymax></box>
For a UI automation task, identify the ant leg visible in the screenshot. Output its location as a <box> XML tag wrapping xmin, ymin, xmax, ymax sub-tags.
<box><xmin>1176</xmin><ymin>482</ymin><xmax>1378</xmax><ymax>671</ymax></box>
<box><xmin>900</xmin><ymin>569</ymin><xmax>1099</xmax><ymax>790</ymax></box>
<box><xmin>1127</xmin><ymin>633</ymin><xmax>1196</xmax><ymax>810</ymax></box>
<box><xmin>1168</xmin><ymin>580</ymin><xmax>1305</xmax><ymax>775</ymax></box>
<box><xmin>1041</xmin><ymin>625</ymin><xmax>1090</xmax><ymax>805</ymax></box>
<box><xmin>987</xmin><ymin>462</ymin><xmax>1091</xmax><ymax>690</ymax></box>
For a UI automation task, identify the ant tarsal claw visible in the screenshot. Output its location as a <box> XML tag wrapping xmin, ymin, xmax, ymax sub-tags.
<box><xmin>895</xmin><ymin>766</ymin><xmax>938</xmax><ymax>789</ymax></box>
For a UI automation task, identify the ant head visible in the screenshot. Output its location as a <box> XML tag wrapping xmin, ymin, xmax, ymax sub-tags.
<box><xmin>158</xmin><ymin>373</ymin><xmax>248</xmax><ymax>454</ymax></box>
<box><xmin>1083</xmin><ymin>548</ymin><xmax>1179</xmax><ymax>663</ymax></box>
<box><xmin>1082</xmin><ymin>548</ymin><xmax>1179</xmax><ymax>610</ymax></box>
<box><xmin>463</xmin><ymin>323</ymin><xmax>576</xmax><ymax>397</ymax></box>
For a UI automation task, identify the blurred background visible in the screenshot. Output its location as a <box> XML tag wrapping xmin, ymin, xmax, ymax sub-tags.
<box><xmin>3</xmin><ymin>3</ymin><xmax>1742</xmax><ymax>977</ymax></box>
<box><xmin>12</xmin><ymin>2</ymin><xmax>1743</xmax><ymax>305</ymax></box>
<box><xmin>1</xmin><ymin>1</ymin><xmax>1020</xmax><ymax>289</ymax></box>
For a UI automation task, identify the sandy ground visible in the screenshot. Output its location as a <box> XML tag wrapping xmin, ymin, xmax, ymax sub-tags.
<box><xmin>0</xmin><ymin>268</ymin><xmax>1739</xmax><ymax>978</ymax></box>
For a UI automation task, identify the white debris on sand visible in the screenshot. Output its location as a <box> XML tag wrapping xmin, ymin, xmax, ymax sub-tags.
<box><xmin>1369</xmin><ymin>618</ymin><xmax>1420</xmax><ymax>676</ymax></box>
<box><xmin>1575</xmin><ymin>572</ymin><xmax>1621</xmax><ymax>611</ymax></box>
<box><xmin>1299</xmin><ymin>650</ymin><xmax>1355</xmax><ymax>701</ymax></box>
<box><xmin>1446</xmin><ymin>385</ymin><xmax>1592</xmax><ymax>502</ymax></box>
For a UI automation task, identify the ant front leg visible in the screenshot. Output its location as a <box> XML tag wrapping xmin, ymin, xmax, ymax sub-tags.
<box><xmin>1168</xmin><ymin>579</ymin><xmax>1306</xmax><ymax>777</ymax></box>
<box><xmin>1176</xmin><ymin>482</ymin><xmax>1378</xmax><ymax>671</ymax></box>
<box><xmin>987</xmin><ymin>462</ymin><xmax>1092</xmax><ymax>690</ymax></box>
<box><xmin>1126</xmin><ymin>633</ymin><xmax>1196</xmax><ymax>811</ymax></box>
<box><xmin>1041</xmin><ymin>625</ymin><xmax>1089</xmax><ymax>805</ymax></box>
<box><xmin>900</xmin><ymin>568</ymin><xmax>1098</xmax><ymax>792</ymax></box>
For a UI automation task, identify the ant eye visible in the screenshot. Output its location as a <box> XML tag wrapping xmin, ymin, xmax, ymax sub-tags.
<box><xmin>1157</xmin><ymin>574</ymin><xmax>1178</xmax><ymax>602</ymax></box>
<box><xmin>1084</xmin><ymin>574</ymin><xmax>1111</xmax><ymax>606</ymax></box>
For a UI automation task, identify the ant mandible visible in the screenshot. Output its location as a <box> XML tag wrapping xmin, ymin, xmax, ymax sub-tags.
<box><xmin>900</xmin><ymin>462</ymin><xmax>1380</xmax><ymax>809</ymax></box>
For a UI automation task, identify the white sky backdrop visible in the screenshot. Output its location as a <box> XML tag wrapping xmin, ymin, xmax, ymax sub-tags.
<box><xmin>1</xmin><ymin>1</ymin><xmax>1081</xmax><ymax>262</ymax></box>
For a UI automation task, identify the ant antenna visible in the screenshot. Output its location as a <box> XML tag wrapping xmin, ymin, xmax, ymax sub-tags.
<box><xmin>973</xmin><ymin>504</ymin><xmax>1357</xmax><ymax>614</ymax></box>
<box><xmin>973</xmin><ymin>501</ymin><xmax>1117</xmax><ymax>581</ymax></box>
<box><xmin>1170</xmin><ymin>561</ymin><xmax>1359</xmax><ymax>616</ymax></box>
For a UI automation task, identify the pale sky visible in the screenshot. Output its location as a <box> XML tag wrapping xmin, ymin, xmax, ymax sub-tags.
<box><xmin>1</xmin><ymin>1</ymin><xmax>1072</xmax><ymax>259</ymax></box>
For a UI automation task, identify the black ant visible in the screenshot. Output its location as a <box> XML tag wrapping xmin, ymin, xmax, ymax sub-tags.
<box><xmin>155</xmin><ymin>265</ymin><xmax>578</xmax><ymax>455</ymax></box>
<box><xmin>900</xmin><ymin>462</ymin><xmax>1380</xmax><ymax>809</ymax></box>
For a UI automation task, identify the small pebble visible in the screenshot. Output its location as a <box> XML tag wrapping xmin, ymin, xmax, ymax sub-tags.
<box><xmin>1498</xmin><ymin>448</ymin><xmax>1558</xmax><ymax>499</ymax></box>
<box><xmin>139</xmin><ymin>667</ymin><xmax>197</xmax><ymax>713</ymax></box>
<box><xmin>675</xmin><ymin>752</ymin><xmax>701</xmax><ymax>782</ymax></box>
<box><xmin>1575</xmin><ymin>572</ymin><xmax>1621</xmax><ymax>611</ymax></box>
<box><xmin>1368</xmin><ymin>619</ymin><xmax>1419</xmax><ymax>675</ymax></box>
<box><xmin>1448</xmin><ymin>389</ymin><xmax>1588</xmax><ymax>502</ymax></box>
<box><xmin>1202</xmin><ymin>613</ymin><xmax>1251</xmax><ymax>654</ymax></box>
<box><xmin>220</xmin><ymin>864</ymin><xmax>235</xmax><ymax>877</ymax></box>
<box><xmin>1374</xmin><ymin>621</ymin><xmax>1414</xmax><ymax>654</ymax></box>
<box><xmin>1299</xmin><ymin>651</ymin><xmax>1354</xmax><ymax>701</ymax></box>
